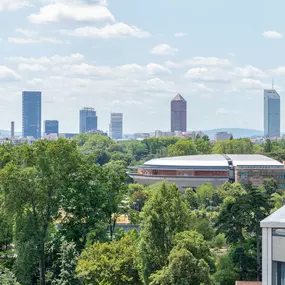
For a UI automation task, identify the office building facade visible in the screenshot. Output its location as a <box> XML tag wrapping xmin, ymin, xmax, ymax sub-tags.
<box><xmin>79</xmin><ymin>108</ymin><xmax>98</xmax><ymax>134</ymax></box>
<box><xmin>22</xmin><ymin>91</ymin><xmax>42</xmax><ymax>139</ymax></box>
<box><xmin>264</xmin><ymin>89</ymin><xmax>280</xmax><ymax>138</ymax></box>
<box><xmin>44</xmin><ymin>120</ymin><xmax>59</xmax><ymax>136</ymax></box>
<box><xmin>171</xmin><ymin>93</ymin><xmax>187</xmax><ymax>132</ymax></box>
<box><xmin>109</xmin><ymin>113</ymin><xmax>123</xmax><ymax>140</ymax></box>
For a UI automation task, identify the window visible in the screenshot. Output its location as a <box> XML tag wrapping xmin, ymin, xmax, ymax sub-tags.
<box><xmin>273</xmin><ymin>261</ymin><xmax>285</xmax><ymax>285</ymax></box>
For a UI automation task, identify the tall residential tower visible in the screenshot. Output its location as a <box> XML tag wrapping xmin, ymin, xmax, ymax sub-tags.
<box><xmin>109</xmin><ymin>113</ymin><xmax>123</xmax><ymax>140</ymax></box>
<box><xmin>79</xmin><ymin>107</ymin><xmax>98</xmax><ymax>134</ymax></box>
<box><xmin>171</xmin><ymin>93</ymin><xmax>187</xmax><ymax>132</ymax></box>
<box><xmin>22</xmin><ymin>91</ymin><xmax>42</xmax><ymax>139</ymax></box>
<box><xmin>264</xmin><ymin>89</ymin><xmax>280</xmax><ymax>138</ymax></box>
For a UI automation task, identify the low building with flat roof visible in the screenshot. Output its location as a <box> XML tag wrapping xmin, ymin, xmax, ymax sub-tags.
<box><xmin>128</xmin><ymin>154</ymin><xmax>285</xmax><ymax>190</ymax></box>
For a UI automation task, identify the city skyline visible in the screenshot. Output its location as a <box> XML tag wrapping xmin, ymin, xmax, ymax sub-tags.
<box><xmin>2</xmin><ymin>0</ymin><xmax>285</xmax><ymax>133</ymax></box>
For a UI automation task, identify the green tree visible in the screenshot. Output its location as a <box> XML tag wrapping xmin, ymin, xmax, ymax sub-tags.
<box><xmin>76</xmin><ymin>234</ymin><xmax>141</xmax><ymax>285</ymax></box>
<box><xmin>196</xmin><ymin>183</ymin><xmax>214</xmax><ymax>208</ymax></box>
<box><xmin>60</xmin><ymin>163</ymin><xmax>107</xmax><ymax>250</ymax></box>
<box><xmin>213</xmin><ymin>254</ymin><xmax>238</xmax><ymax>285</ymax></box>
<box><xmin>246</xmin><ymin>186</ymin><xmax>272</xmax><ymax>281</ymax></box>
<box><xmin>181</xmin><ymin>188</ymin><xmax>198</xmax><ymax>210</ymax></box>
<box><xmin>0</xmin><ymin>139</ymin><xmax>81</xmax><ymax>285</ymax></box>
<box><xmin>101</xmin><ymin>161</ymin><xmax>128</xmax><ymax>240</ymax></box>
<box><xmin>194</xmin><ymin>138</ymin><xmax>212</xmax><ymax>154</ymax></box>
<box><xmin>137</xmin><ymin>183</ymin><xmax>193</xmax><ymax>284</ymax></box>
<box><xmin>264</xmin><ymin>138</ymin><xmax>272</xmax><ymax>153</ymax></box>
<box><xmin>216</xmin><ymin>191</ymin><xmax>250</xmax><ymax>280</ymax></box>
<box><xmin>52</xmin><ymin>239</ymin><xmax>80</xmax><ymax>285</ymax></box>
<box><xmin>149</xmin><ymin>231</ymin><xmax>213</xmax><ymax>285</ymax></box>
<box><xmin>0</xmin><ymin>267</ymin><xmax>20</xmax><ymax>285</ymax></box>
<box><xmin>168</xmin><ymin>140</ymin><xmax>198</xmax><ymax>157</ymax></box>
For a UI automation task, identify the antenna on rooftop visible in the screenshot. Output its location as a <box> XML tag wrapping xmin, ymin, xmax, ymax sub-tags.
<box><xmin>272</xmin><ymin>78</ymin><xmax>275</xmax><ymax>90</ymax></box>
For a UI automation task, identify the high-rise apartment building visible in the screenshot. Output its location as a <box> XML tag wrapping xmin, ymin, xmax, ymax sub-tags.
<box><xmin>44</xmin><ymin>120</ymin><xmax>59</xmax><ymax>136</ymax></box>
<box><xmin>109</xmin><ymin>113</ymin><xmax>123</xmax><ymax>140</ymax></box>
<box><xmin>171</xmin><ymin>93</ymin><xmax>187</xmax><ymax>132</ymax></box>
<box><xmin>22</xmin><ymin>91</ymin><xmax>42</xmax><ymax>139</ymax></box>
<box><xmin>80</xmin><ymin>107</ymin><xmax>98</xmax><ymax>134</ymax></box>
<box><xmin>264</xmin><ymin>89</ymin><xmax>280</xmax><ymax>138</ymax></box>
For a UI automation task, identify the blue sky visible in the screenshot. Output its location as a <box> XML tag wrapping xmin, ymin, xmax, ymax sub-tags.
<box><xmin>0</xmin><ymin>0</ymin><xmax>285</xmax><ymax>134</ymax></box>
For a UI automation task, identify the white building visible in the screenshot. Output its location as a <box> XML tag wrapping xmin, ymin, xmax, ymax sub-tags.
<box><xmin>214</xmin><ymin>132</ymin><xmax>232</xmax><ymax>141</ymax></box>
<box><xmin>261</xmin><ymin>206</ymin><xmax>285</xmax><ymax>285</ymax></box>
<box><xmin>109</xmin><ymin>113</ymin><xmax>123</xmax><ymax>140</ymax></box>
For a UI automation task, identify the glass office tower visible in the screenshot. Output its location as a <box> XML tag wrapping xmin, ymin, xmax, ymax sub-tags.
<box><xmin>22</xmin><ymin>91</ymin><xmax>42</xmax><ymax>139</ymax></box>
<box><xmin>264</xmin><ymin>89</ymin><xmax>280</xmax><ymax>138</ymax></box>
<box><xmin>44</xmin><ymin>120</ymin><xmax>59</xmax><ymax>136</ymax></box>
<box><xmin>79</xmin><ymin>107</ymin><xmax>98</xmax><ymax>133</ymax></box>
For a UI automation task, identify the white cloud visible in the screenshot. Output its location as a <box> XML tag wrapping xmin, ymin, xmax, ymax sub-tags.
<box><xmin>146</xmin><ymin>63</ymin><xmax>171</xmax><ymax>75</ymax></box>
<box><xmin>28</xmin><ymin>2</ymin><xmax>115</xmax><ymax>23</ymax></box>
<box><xmin>117</xmin><ymin>64</ymin><xmax>144</xmax><ymax>73</ymax></box>
<box><xmin>165</xmin><ymin>57</ymin><xmax>231</xmax><ymax>68</ymax></box>
<box><xmin>185</xmin><ymin>67</ymin><xmax>230</xmax><ymax>83</ymax></box>
<box><xmin>263</xmin><ymin>31</ymin><xmax>283</xmax><ymax>39</ymax></box>
<box><xmin>235</xmin><ymin>78</ymin><xmax>268</xmax><ymax>91</ymax></box>
<box><xmin>5</xmin><ymin>53</ymin><xmax>85</xmax><ymax>65</ymax></box>
<box><xmin>216</xmin><ymin>108</ymin><xmax>230</xmax><ymax>115</ymax></box>
<box><xmin>62</xmin><ymin>23</ymin><xmax>151</xmax><ymax>39</ymax></box>
<box><xmin>268</xmin><ymin>66</ymin><xmax>285</xmax><ymax>76</ymax></box>
<box><xmin>18</xmin><ymin>63</ymin><xmax>46</xmax><ymax>72</ymax></box>
<box><xmin>27</xmin><ymin>78</ymin><xmax>44</xmax><ymax>86</ymax></box>
<box><xmin>0</xmin><ymin>66</ymin><xmax>21</xmax><ymax>81</ymax></box>
<box><xmin>174</xmin><ymin>32</ymin><xmax>187</xmax><ymax>37</ymax></box>
<box><xmin>234</xmin><ymin>65</ymin><xmax>266</xmax><ymax>78</ymax></box>
<box><xmin>8</xmin><ymin>37</ymin><xmax>67</xmax><ymax>44</ymax></box>
<box><xmin>0</xmin><ymin>0</ymin><xmax>30</xmax><ymax>11</ymax></box>
<box><xmin>15</xmin><ymin>28</ymin><xmax>38</xmax><ymax>37</ymax></box>
<box><xmin>150</xmin><ymin>44</ymin><xmax>178</xmax><ymax>56</ymax></box>
<box><xmin>52</xmin><ymin>63</ymin><xmax>112</xmax><ymax>77</ymax></box>
<box><xmin>216</xmin><ymin>108</ymin><xmax>239</xmax><ymax>115</ymax></box>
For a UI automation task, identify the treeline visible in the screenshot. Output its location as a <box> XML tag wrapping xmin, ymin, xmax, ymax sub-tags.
<box><xmin>73</xmin><ymin>134</ymin><xmax>285</xmax><ymax>167</ymax></box>
<box><xmin>0</xmin><ymin>135</ymin><xmax>285</xmax><ymax>284</ymax></box>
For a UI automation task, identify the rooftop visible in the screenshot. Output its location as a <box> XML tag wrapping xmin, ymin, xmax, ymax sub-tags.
<box><xmin>227</xmin><ymin>154</ymin><xmax>283</xmax><ymax>167</ymax></box>
<box><xmin>172</xmin><ymin>93</ymin><xmax>186</xmax><ymax>102</ymax></box>
<box><xmin>236</xmin><ymin>281</ymin><xmax>262</xmax><ymax>285</ymax></box>
<box><xmin>141</xmin><ymin>154</ymin><xmax>283</xmax><ymax>169</ymax></box>
<box><xmin>261</xmin><ymin>205</ymin><xmax>285</xmax><ymax>228</ymax></box>
<box><xmin>144</xmin><ymin>154</ymin><xmax>228</xmax><ymax>168</ymax></box>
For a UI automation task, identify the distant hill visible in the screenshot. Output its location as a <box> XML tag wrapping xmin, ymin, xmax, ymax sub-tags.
<box><xmin>0</xmin><ymin>130</ymin><xmax>21</xmax><ymax>137</ymax></box>
<box><xmin>203</xmin><ymin>128</ymin><xmax>264</xmax><ymax>139</ymax></box>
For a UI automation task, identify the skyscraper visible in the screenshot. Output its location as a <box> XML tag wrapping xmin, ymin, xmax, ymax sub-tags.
<box><xmin>109</xmin><ymin>113</ymin><xmax>123</xmax><ymax>140</ymax></box>
<box><xmin>11</xmin><ymin>121</ymin><xmax>15</xmax><ymax>138</ymax></box>
<box><xmin>171</xmin><ymin>93</ymin><xmax>187</xmax><ymax>132</ymax></box>
<box><xmin>22</xmin><ymin>91</ymin><xmax>41</xmax><ymax>139</ymax></box>
<box><xmin>264</xmin><ymin>89</ymin><xmax>280</xmax><ymax>138</ymax></box>
<box><xmin>45</xmin><ymin>120</ymin><xmax>59</xmax><ymax>136</ymax></box>
<box><xmin>79</xmin><ymin>107</ymin><xmax>98</xmax><ymax>133</ymax></box>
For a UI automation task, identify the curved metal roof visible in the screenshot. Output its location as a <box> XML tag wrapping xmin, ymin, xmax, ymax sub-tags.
<box><xmin>142</xmin><ymin>154</ymin><xmax>283</xmax><ymax>169</ymax></box>
<box><xmin>143</xmin><ymin>154</ymin><xmax>228</xmax><ymax>168</ymax></box>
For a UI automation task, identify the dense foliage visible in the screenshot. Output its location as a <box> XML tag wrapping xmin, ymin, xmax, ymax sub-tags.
<box><xmin>0</xmin><ymin>134</ymin><xmax>284</xmax><ymax>284</ymax></box>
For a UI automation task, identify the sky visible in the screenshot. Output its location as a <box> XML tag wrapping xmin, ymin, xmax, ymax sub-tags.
<box><xmin>1</xmin><ymin>0</ymin><xmax>285</xmax><ymax>134</ymax></box>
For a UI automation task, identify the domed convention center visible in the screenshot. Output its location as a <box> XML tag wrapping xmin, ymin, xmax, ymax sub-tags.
<box><xmin>128</xmin><ymin>154</ymin><xmax>285</xmax><ymax>191</ymax></box>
